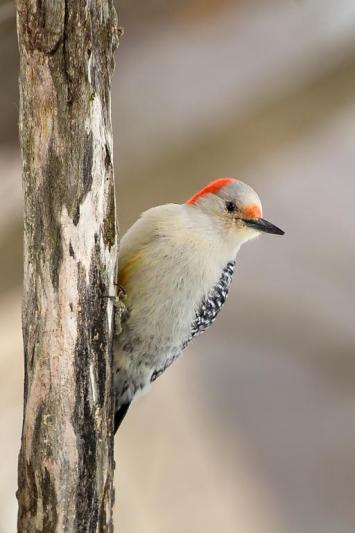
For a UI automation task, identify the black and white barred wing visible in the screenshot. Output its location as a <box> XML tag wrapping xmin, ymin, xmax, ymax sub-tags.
<box><xmin>151</xmin><ymin>260</ymin><xmax>236</xmax><ymax>382</ymax></box>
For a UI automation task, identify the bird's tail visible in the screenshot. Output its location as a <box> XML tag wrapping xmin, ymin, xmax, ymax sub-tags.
<box><xmin>114</xmin><ymin>402</ymin><xmax>131</xmax><ymax>434</ymax></box>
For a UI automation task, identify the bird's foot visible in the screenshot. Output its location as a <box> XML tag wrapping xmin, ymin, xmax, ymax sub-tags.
<box><xmin>114</xmin><ymin>281</ymin><xmax>127</xmax><ymax>300</ymax></box>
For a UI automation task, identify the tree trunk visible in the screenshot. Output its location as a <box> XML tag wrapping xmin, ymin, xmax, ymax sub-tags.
<box><xmin>16</xmin><ymin>1</ymin><xmax>120</xmax><ymax>530</ymax></box>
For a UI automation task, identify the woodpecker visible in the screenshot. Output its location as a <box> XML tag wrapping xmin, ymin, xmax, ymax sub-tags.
<box><xmin>113</xmin><ymin>178</ymin><xmax>284</xmax><ymax>432</ymax></box>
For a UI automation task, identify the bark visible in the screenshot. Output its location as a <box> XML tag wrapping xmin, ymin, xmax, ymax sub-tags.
<box><xmin>16</xmin><ymin>1</ymin><xmax>120</xmax><ymax>531</ymax></box>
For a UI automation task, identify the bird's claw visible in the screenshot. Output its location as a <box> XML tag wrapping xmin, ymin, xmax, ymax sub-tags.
<box><xmin>114</xmin><ymin>281</ymin><xmax>127</xmax><ymax>300</ymax></box>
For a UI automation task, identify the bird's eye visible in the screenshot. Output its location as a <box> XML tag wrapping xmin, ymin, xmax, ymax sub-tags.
<box><xmin>225</xmin><ymin>201</ymin><xmax>237</xmax><ymax>213</ymax></box>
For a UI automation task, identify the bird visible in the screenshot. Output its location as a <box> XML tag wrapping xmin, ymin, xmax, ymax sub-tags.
<box><xmin>113</xmin><ymin>177</ymin><xmax>284</xmax><ymax>432</ymax></box>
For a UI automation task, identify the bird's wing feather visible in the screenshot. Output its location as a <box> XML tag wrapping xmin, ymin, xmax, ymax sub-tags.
<box><xmin>150</xmin><ymin>259</ymin><xmax>236</xmax><ymax>382</ymax></box>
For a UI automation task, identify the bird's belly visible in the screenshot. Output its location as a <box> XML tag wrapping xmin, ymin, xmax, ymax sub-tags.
<box><xmin>115</xmin><ymin>259</ymin><xmax>236</xmax><ymax>401</ymax></box>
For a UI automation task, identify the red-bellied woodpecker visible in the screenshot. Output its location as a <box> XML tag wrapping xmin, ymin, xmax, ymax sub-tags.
<box><xmin>113</xmin><ymin>178</ymin><xmax>284</xmax><ymax>432</ymax></box>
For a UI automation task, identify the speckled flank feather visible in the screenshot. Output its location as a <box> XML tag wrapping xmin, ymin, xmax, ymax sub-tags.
<box><xmin>189</xmin><ymin>260</ymin><xmax>235</xmax><ymax>338</ymax></box>
<box><xmin>151</xmin><ymin>259</ymin><xmax>236</xmax><ymax>382</ymax></box>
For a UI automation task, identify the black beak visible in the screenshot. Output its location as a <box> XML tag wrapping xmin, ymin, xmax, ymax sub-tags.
<box><xmin>243</xmin><ymin>218</ymin><xmax>285</xmax><ymax>235</ymax></box>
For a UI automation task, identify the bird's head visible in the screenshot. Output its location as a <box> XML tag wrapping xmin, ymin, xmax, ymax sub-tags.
<box><xmin>186</xmin><ymin>177</ymin><xmax>284</xmax><ymax>246</ymax></box>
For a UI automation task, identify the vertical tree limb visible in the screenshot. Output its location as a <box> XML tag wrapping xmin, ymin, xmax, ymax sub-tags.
<box><xmin>16</xmin><ymin>1</ymin><xmax>120</xmax><ymax>530</ymax></box>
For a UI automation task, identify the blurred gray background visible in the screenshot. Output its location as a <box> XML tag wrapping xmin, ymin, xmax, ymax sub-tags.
<box><xmin>1</xmin><ymin>0</ymin><xmax>355</xmax><ymax>531</ymax></box>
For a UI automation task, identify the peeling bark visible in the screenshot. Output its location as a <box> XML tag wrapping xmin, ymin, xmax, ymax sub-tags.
<box><xmin>16</xmin><ymin>1</ymin><xmax>120</xmax><ymax>531</ymax></box>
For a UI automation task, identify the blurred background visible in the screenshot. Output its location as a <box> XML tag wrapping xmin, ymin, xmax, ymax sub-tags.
<box><xmin>1</xmin><ymin>0</ymin><xmax>355</xmax><ymax>531</ymax></box>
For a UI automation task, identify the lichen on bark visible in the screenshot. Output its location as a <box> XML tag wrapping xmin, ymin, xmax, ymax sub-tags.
<box><xmin>16</xmin><ymin>1</ymin><xmax>120</xmax><ymax>530</ymax></box>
